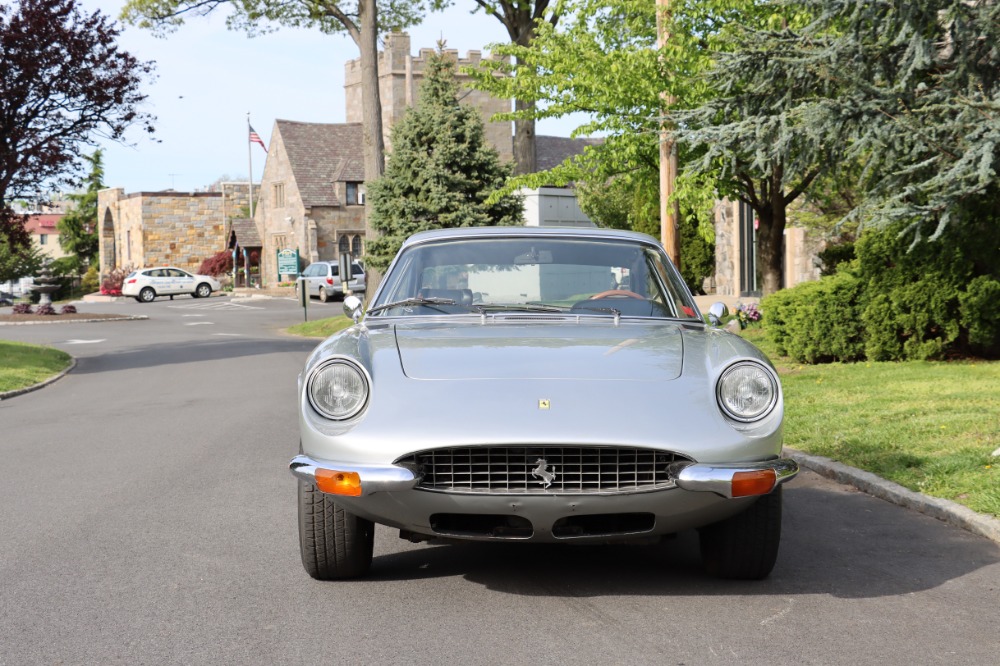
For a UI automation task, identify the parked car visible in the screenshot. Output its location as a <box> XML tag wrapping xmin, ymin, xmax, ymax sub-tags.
<box><xmin>122</xmin><ymin>267</ymin><xmax>221</xmax><ymax>303</ymax></box>
<box><xmin>290</xmin><ymin>227</ymin><xmax>797</xmax><ymax>580</ymax></box>
<box><xmin>0</xmin><ymin>292</ymin><xmax>13</xmax><ymax>306</ymax></box>
<box><xmin>296</xmin><ymin>260</ymin><xmax>366</xmax><ymax>303</ymax></box>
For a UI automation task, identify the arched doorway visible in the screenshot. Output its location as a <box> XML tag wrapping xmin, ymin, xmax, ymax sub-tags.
<box><xmin>101</xmin><ymin>208</ymin><xmax>116</xmax><ymax>275</ymax></box>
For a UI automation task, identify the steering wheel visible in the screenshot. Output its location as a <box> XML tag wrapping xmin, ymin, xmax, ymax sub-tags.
<box><xmin>589</xmin><ymin>289</ymin><xmax>645</xmax><ymax>300</ymax></box>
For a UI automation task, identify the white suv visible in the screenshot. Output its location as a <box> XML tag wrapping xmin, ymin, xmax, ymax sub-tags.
<box><xmin>123</xmin><ymin>268</ymin><xmax>221</xmax><ymax>303</ymax></box>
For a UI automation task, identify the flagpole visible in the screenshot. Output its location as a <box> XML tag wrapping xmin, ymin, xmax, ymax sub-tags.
<box><xmin>247</xmin><ymin>112</ymin><xmax>254</xmax><ymax>219</ymax></box>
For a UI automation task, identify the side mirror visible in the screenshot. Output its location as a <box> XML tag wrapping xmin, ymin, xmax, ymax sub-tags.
<box><xmin>343</xmin><ymin>295</ymin><xmax>363</xmax><ymax>323</ymax></box>
<box><xmin>708</xmin><ymin>302</ymin><xmax>729</xmax><ymax>326</ymax></box>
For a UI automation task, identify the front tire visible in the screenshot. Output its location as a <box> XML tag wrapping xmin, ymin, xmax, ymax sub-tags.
<box><xmin>195</xmin><ymin>283</ymin><xmax>212</xmax><ymax>298</ymax></box>
<box><xmin>298</xmin><ymin>481</ymin><xmax>374</xmax><ymax>580</ymax></box>
<box><xmin>139</xmin><ymin>287</ymin><xmax>156</xmax><ymax>303</ymax></box>
<box><xmin>699</xmin><ymin>486</ymin><xmax>783</xmax><ymax>580</ymax></box>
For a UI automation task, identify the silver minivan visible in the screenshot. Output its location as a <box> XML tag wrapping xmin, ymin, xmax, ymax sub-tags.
<box><xmin>297</xmin><ymin>260</ymin><xmax>366</xmax><ymax>302</ymax></box>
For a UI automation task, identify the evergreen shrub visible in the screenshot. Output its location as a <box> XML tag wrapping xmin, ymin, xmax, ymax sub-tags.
<box><xmin>81</xmin><ymin>265</ymin><xmax>99</xmax><ymax>294</ymax></box>
<box><xmin>761</xmin><ymin>271</ymin><xmax>864</xmax><ymax>363</ymax></box>
<box><xmin>958</xmin><ymin>276</ymin><xmax>1000</xmax><ymax>354</ymax></box>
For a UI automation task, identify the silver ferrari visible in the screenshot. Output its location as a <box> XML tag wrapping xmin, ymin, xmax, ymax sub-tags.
<box><xmin>290</xmin><ymin>227</ymin><xmax>798</xmax><ymax>580</ymax></box>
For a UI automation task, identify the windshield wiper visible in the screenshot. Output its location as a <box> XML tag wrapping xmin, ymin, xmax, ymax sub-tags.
<box><xmin>474</xmin><ymin>303</ymin><xmax>568</xmax><ymax>313</ymax></box>
<box><xmin>367</xmin><ymin>296</ymin><xmax>457</xmax><ymax>315</ymax></box>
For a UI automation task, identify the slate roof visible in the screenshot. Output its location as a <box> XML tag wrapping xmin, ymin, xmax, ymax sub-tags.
<box><xmin>275</xmin><ymin>120</ymin><xmax>365</xmax><ymax>208</ymax></box>
<box><xmin>536</xmin><ymin>135</ymin><xmax>604</xmax><ymax>172</ymax></box>
<box><xmin>230</xmin><ymin>218</ymin><xmax>261</xmax><ymax>248</ymax></box>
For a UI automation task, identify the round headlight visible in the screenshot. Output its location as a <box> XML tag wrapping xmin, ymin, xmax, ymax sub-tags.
<box><xmin>307</xmin><ymin>360</ymin><xmax>369</xmax><ymax>420</ymax></box>
<box><xmin>717</xmin><ymin>362</ymin><xmax>778</xmax><ymax>422</ymax></box>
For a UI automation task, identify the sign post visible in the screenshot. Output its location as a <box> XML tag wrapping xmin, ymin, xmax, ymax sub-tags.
<box><xmin>339</xmin><ymin>252</ymin><xmax>353</xmax><ymax>297</ymax></box>
<box><xmin>277</xmin><ymin>249</ymin><xmax>305</xmax><ymax>321</ymax></box>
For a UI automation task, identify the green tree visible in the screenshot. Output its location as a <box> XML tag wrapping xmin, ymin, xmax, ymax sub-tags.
<box><xmin>0</xmin><ymin>230</ymin><xmax>43</xmax><ymax>284</ymax></box>
<box><xmin>680</xmin><ymin>0</ymin><xmax>1000</xmax><ymax>257</ymax></box>
<box><xmin>365</xmin><ymin>46</ymin><xmax>524</xmax><ymax>272</ymax></box>
<box><xmin>57</xmin><ymin>150</ymin><xmax>103</xmax><ymax>272</ymax></box>
<box><xmin>467</xmin><ymin>0</ymin><xmax>562</xmax><ymax>174</ymax></box>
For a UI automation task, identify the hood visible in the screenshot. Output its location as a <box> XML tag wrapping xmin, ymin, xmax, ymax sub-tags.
<box><xmin>395</xmin><ymin>322</ymin><xmax>683</xmax><ymax>381</ymax></box>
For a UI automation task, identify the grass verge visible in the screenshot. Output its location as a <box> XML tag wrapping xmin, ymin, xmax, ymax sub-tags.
<box><xmin>743</xmin><ymin>327</ymin><xmax>1000</xmax><ymax>518</ymax></box>
<box><xmin>0</xmin><ymin>341</ymin><xmax>73</xmax><ymax>393</ymax></box>
<box><xmin>286</xmin><ymin>315</ymin><xmax>355</xmax><ymax>338</ymax></box>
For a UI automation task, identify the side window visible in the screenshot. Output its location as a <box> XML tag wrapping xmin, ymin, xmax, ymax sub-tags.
<box><xmin>351</xmin><ymin>263</ymin><xmax>364</xmax><ymax>276</ymax></box>
<box><xmin>329</xmin><ymin>264</ymin><xmax>339</xmax><ymax>278</ymax></box>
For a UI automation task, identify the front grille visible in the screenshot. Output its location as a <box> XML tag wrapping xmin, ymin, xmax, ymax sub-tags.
<box><xmin>397</xmin><ymin>446</ymin><xmax>692</xmax><ymax>495</ymax></box>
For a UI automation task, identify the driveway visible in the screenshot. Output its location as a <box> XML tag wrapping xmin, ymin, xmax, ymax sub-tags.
<box><xmin>1</xmin><ymin>296</ymin><xmax>997</xmax><ymax>665</ymax></box>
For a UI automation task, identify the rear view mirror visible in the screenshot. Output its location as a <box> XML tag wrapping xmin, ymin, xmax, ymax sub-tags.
<box><xmin>514</xmin><ymin>249</ymin><xmax>553</xmax><ymax>265</ymax></box>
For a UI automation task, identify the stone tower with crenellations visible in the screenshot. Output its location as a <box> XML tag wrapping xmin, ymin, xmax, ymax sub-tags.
<box><xmin>344</xmin><ymin>33</ymin><xmax>513</xmax><ymax>163</ymax></box>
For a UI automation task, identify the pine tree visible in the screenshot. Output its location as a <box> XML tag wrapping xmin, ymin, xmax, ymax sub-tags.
<box><xmin>364</xmin><ymin>46</ymin><xmax>524</xmax><ymax>273</ymax></box>
<box><xmin>57</xmin><ymin>150</ymin><xmax>103</xmax><ymax>272</ymax></box>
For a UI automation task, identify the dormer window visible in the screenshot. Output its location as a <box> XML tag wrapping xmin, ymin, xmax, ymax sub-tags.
<box><xmin>345</xmin><ymin>182</ymin><xmax>365</xmax><ymax>206</ymax></box>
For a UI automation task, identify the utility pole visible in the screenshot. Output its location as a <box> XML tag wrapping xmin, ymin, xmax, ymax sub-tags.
<box><xmin>657</xmin><ymin>0</ymin><xmax>681</xmax><ymax>267</ymax></box>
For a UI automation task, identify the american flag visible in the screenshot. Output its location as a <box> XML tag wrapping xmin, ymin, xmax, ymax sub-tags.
<box><xmin>249</xmin><ymin>125</ymin><xmax>267</xmax><ymax>153</ymax></box>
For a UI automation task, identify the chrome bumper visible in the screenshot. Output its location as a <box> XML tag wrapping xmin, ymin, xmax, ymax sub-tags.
<box><xmin>669</xmin><ymin>458</ymin><xmax>799</xmax><ymax>499</ymax></box>
<box><xmin>289</xmin><ymin>454</ymin><xmax>417</xmax><ymax>496</ymax></box>
<box><xmin>291</xmin><ymin>454</ymin><xmax>797</xmax><ymax>500</ymax></box>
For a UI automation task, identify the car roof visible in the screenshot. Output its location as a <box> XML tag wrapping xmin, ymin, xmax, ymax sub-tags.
<box><xmin>401</xmin><ymin>225</ymin><xmax>662</xmax><ymax>250</ymax></box>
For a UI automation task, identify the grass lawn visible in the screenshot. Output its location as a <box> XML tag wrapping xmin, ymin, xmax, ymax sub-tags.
<box><xmin>744</xmin><ymin>327</ymin><xmax>1000</xmax><ymax>518</ymax></box>
<box><xmin>0</xmin><ymin>340</ymin><xmax>73</xmax><ymax>393</ymax></box>
<box><xmin>285</xmin><ymin>315</ymin><xmax>355</xmax><ymax>338</ymax></box>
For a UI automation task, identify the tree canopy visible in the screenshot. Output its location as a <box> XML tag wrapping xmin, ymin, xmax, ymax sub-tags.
<box><xmin>365</xmin><ymin>47</ymin><xmax>523</xmax><ymax>272</ymax></box>
<box><xmin>0</xmin><ymin>0</ymin><xmax>153</xmax><ymax>279</ymax></box>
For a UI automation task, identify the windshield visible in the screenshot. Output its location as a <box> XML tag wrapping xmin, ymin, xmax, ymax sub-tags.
<box><xmin>370</xmin><ymin>236</ymin><xmax>700</xmax><ymax>320</ymax></box>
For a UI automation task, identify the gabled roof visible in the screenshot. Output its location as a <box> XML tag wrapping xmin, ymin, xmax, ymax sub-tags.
<box><xmin>275</xmin><ymin>120</ymin><xmax>365</xmax><ymax>208</ymax></box>
<box><xmin>536</xmin><ymin>135</ymin><xmax>604</xmax><ymax>172</ymax></box>
<box><xmin>230</xmin><ymin>218</ymin><xmax>261</xmax><ymax>248</ymax></box>
<box><xmin>25</xmin><ymin>214</ymin><xmax>61</xmax><ymax>234</ymax></box>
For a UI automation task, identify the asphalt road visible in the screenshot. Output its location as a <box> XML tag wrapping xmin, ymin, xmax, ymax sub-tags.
<box><xmin>1</xmin><ymin>295</ymin><xmax>998</xmax><ymax>665</ymax></box>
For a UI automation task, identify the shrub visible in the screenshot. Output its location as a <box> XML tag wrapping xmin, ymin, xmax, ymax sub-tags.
<box><xmin>35</xmin><ymin>303</ymin><xmax>56</xmax><ymax>315</ymax></box>
<box><xmin>81</xmin><ymin>265</ymin><xmax>99</xmax><ymax>294</ymax></box>
<box><xmin>100</xmin><ymin>265</ymin><xmax>133</xmax><ymax>295</ymax></box>
<box><xmin>761</xmin><ymin>270</ymin><xmax>865</xmax><ymax>363</ymax></box>
<box><xmin>198</xmin><ymin>250</ymin><xmax>234</xmax><ymax>276</ymax></box>
<box><xmin>855</xmin><ymin>219</ymin><xmax>996</xmax><ymax>361</ymax></box>
<box><xmin>12</xmin><ymin>303</ymin><xmax>33</xmax><ymax>314</ymax></box>
<box><xmin>60</xmin><ymin>304</ymin><xmax>77</xmax><ymax>314</ymax></box>
<box><xmin>958</xmin><ymin>276</ymin><xmax>1000</xmax><ymax>356</ymax></box>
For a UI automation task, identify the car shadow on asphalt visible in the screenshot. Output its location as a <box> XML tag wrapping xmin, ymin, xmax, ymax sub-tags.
<box><xmin>69</xmin><ymin>338</ymin><xmax>320</xmax><ymax>374</ymax></box>
<box><xmin>362</xmin><ymin>479</ymin><xmax>1000</xmax><ymax>599</ymax></box>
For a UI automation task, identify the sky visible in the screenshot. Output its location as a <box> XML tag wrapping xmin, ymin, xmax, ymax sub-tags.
<box><xmin>76</xmin><ymin>1</ymin><xmax>585</xmax><ymax>194</ymax></box>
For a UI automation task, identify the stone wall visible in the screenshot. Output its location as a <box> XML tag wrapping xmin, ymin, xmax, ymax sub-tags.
<box><xmin>98</xmin><ymin>185</ymin><xmax>251</xmax><ymax>279</ymax></box>
<box><xmin>345</xmin><ymin>32</ymin><xmax>513</xmax><ymax>162</ymax></box>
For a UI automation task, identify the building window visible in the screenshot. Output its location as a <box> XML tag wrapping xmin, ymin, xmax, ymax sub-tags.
<box><xmin>273</xmin><ymin>182</ymin><xmax>285</xmax><ymax>208</ymax></box>
<box><xmin>352</xmin><ymin>235</ymin><xmax>362</xmax><ymax>259</ymax></box>
<box><xmin>345</xmin><ymin>182</ymin><xmax>365</xmax><ymax>206</ymax></box>
<box><xmin>126</xmin><ymin>230</ymin><xmax>131</xmax><ymax>261</ymax></box>
<box><xmin>39</xmin><ymin>234</ymin><xmax>48</xmax><ymax>245</ymax></box>
<box><xmin>338</xmin><ymin>235</ymin><xmax>350</xmax><ymax>256</ymax></box>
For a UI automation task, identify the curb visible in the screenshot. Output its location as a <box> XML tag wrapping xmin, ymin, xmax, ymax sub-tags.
<box><xmin>0</xmin><ymin>315</ymin><xmax>148</xmax><ymax>326</ymax></box>
<box><xmin>0</xmin><ymin>357</ymin><xmax>77</xmax><ymax>401</ymax></box>
<box><xmin>786</xmin><ymin>447</ymin><xmax>1000</xmax><ymax>545</ymax></box>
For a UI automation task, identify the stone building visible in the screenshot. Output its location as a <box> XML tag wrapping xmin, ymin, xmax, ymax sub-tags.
<box><xmin>253</xmin><ymin>120</ymin><xmax>367</xmax><ymax>285</ymax></box>
<box><xmin>345</xmin><ymin>33</ymin><xmax>512</xmax><ymax>161</ymax></box>
<box><xmin>97</xmin><ymin>185</ymin><xmax>250</xmax><ymax>278</ymax></box>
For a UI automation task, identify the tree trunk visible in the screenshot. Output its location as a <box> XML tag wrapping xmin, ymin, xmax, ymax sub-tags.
<box><xmin>513</xmin><ymin>100</ymin><xmax>536</xmax><ymax>175</ymax></box>
<box><xmin>756</xmin><ymin>173</ymin><xmax>786</xmax><ymax>296</ymax></box>
<box><xmin>359</xmin><ymin>0</ymin><xmax>384</xmax><ymax>303</ymax></box>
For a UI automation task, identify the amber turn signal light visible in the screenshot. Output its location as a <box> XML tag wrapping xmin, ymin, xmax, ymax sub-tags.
<box><xmin>315</xmin><ymin>469</ymin><xmax>363</xmax><ymax>497</ymax></box>
<box><xmin>731</xmin><ymin>470</ymin><xmax>776</xmax><ymax>497</ymax></box>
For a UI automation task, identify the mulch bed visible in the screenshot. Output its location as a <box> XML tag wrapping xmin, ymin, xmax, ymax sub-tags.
<box><xmin>0</xmin><ymin>312</ymin><xmax>142</xmax><ymax>324</ymax></box>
